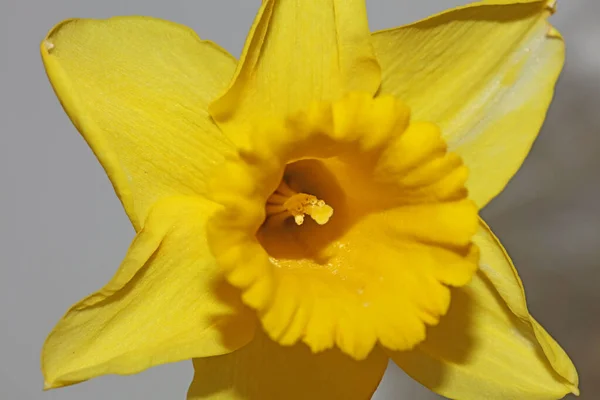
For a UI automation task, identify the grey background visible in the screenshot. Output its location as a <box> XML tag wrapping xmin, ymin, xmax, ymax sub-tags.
<box><xmin>0</xmin><ymin>0</ymin><xmax>598</xmax><ymax>399</ymax></box>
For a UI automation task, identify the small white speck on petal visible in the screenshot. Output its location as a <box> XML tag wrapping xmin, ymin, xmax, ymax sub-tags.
<box><xmin>546</xmin><ymin>0</ymin><xmax>557</xmax><ymax>14</ymax></box>
<box><xmin>43</xmin><ymin>40</ymin><xmax>55</xmax><ymax>52</ymax></box>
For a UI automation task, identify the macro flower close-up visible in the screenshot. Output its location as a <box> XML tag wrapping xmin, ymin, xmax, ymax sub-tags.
<box><xmin>38</xmin><ymin>0</ymin><xmax>579</xmax><ymax>399</ymax></box>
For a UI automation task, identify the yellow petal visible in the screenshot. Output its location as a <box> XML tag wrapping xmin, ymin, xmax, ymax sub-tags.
<box><xmin>210</xmin><ymin>0</ymin><xmax>381</xmax><ymax>142</ymax></box>
<box><xmin>42</xmin><ymin>196</ymin><xmax>255</xmax><ymax>389</ymax></box>
<box><xmin>41</xmin><ymin>17</ymin><xmax>236</xmax><ymax>230</ymax></box>
<box><xmin>387</xmin><ymin>219</ymin><xmax>579</xmax><ymax>399</ymax></box>
<box><xmin>187</xmin><ymin>329</ymin><xmax>388</xmax><ymax>400</ymax></box>
<box><xmin>372</xmin><ymin>0</ymin><xmax>564</xmax><ymax>208</ymax></box>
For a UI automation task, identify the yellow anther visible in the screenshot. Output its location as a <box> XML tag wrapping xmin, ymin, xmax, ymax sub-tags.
<box><xmin>266</xmin><ymin>182</ymin><xmax>333</xmax><ymax>225</ymax></box>
<box><xmin>283</xmin><ymin>194</ymin><xmax>333</xmax><ymax>226</ymax></box>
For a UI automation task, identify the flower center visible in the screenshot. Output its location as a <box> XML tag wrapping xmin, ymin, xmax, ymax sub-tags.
<box><xmin>207</xmin><ymin>93</ymin><xmax>479</xmax><ymax>360</ymax></box>
<box><xmin>265</xmin><ymin>180</ymin><xmax>334</xmax><ymax>226</ymax></box>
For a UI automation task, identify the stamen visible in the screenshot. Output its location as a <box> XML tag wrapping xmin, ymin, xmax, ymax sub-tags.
<box><xmin>275</xmin><ymin>180</ymin><xmax>296</xmax><ymax>197</ymax></box>
<box><xmin>266</xmin><ymin>181</ymin><xmax>334</xmax><ymax>226</ymax></box>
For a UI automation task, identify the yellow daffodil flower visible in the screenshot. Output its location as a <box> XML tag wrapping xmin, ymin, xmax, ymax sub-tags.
<box><xmin>41</xmin><ymin>0</ymin><xmax>579</xmax><ymax>399</ymax></box>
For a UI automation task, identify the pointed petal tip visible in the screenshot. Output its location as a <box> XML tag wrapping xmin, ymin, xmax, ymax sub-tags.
<box><xmin>546</xmin><ymin>24</ymin><xmax>563</xmax><ymax>40</ymax></box>
<box><xmin>42</xmin><ymin>372</ymin><xmax>83</xmax><ymax>391</ymax></box>
<box><xmin>41</xmin><ymin>18</ymin><xmax>76</xmax><ymax>54</ymax></box>
<box><xmin>42</xmin><ymin>374</ymin><xmax>62</xmax><ymax>391</ymax></box>
<box><xmin>42</xmin><ymin>350</ymin><xmax>69</xmax><ymax>391</ymax></box>
<box><xmin>566</xmin><ymin>380</ymin><xmax>580</xmax><ymax>397</ymax></box>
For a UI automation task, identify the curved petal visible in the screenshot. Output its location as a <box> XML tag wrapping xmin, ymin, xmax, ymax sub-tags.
<box><xmin>42</xmin><ymin>197</ymin><xmax>255</xmax><ymax>389</ymax></box>
<box><xmin>42</xmin><ymin>17</ymin><xmax>236</xmax><ymax>230</ymax></box>
<box><xmin>387</xmin><ymin>219</ymin><xmax>579</xmax><ymax>399</ymax></box>
<box><xmin>210</xmin><ymin>0</ymin><xmax>381</xmax><ymax>141</ymax></box>
<box><xmin>187</xmin><ymin>329</ymin><xmax>388</xmax><ymax>400</ymax></box>
<box><xmin>372</xmin><ymin>0</ymin><xmax>564</xmax><ymax>208</ymax></box>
